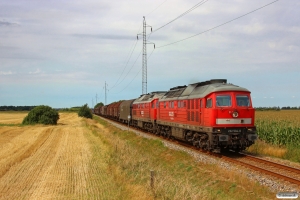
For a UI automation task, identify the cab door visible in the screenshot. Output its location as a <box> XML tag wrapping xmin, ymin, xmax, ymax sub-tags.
<box><xmin>150</xmin><ymin>99</ymin><xmax>158</xmax><ymax>120</ymax></box>
<box><xmin>199</xmin><ymin>99</ymin><xmax>203</xmax><ymax>125</ymax></box>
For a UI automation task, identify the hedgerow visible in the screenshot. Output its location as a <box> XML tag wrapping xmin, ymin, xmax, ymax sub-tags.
<box><xmin>78</xmin><ymin>104</ymin><xmax>93</xmax><ymax>119</ymax></box>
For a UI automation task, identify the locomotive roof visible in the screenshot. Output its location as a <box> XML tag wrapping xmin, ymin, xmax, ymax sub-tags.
<box><xmin>161</xmin><ymin>79</ymin><xmax>250</xmax><ymax>101</ymax></box>
<box><xmin>133</xmin><ymin>91</ymin><xmax>167</xmax><ymax>104</ymax></box>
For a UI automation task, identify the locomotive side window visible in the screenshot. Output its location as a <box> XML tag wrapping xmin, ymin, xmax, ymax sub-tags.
<box><xmin>236</xmin><ymin>95</ymin><xmax>250</xmax><ymax>107</ymax></box>
<box><xmin>216</xmin><ymin>95</ymin><xmax>231</xmax><ymax>107</ymax></box>
<box><xmin>206</xmin><ymin>98</ymin><xmax>212</xmax><ymax>108</ymax></box>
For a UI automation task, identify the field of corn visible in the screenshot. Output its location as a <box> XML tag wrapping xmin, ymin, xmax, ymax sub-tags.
<box><xmin>255</xmin><ymin>110</ymin><xmax>300</xmax><ymax>147</ymax></box>
<box><xmin>247</xmin><ymin>110</ymin><xmax>300</xmax><ymax>162</ymax></box>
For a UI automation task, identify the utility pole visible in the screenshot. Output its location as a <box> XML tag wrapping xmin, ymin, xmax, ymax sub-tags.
<box><xmin>137</xmin><ymin>16</ymin><xmax>155</xmax><ymax>95</ymax></box>
<box><xmin>92</xmin><ymin>98</ymin><xmax>94</xmax><ymax>109</ymax></box>
<box><xmin>96</xmin><ymin>93</ymin><xmax>98</xmax><ymax>105</ymax></box>
<box><xmin>104</xmin><ymin>81</ymin><xmax>108</xmax><ymax>105</ymax></box>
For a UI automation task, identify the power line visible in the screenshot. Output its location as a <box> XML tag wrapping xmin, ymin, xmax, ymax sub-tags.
<box><xmin>157</xmin><ymin>0</ymin><xmax>280</xmax><ymax>48</ymax></box>
<box><xmin>110</xmin><ymin>50</ymin><xmax>142</xmax><ymax>94</ymax></box>
<box><xmin>109</xmin><ymin>1</ymin><xmax>170</xmax><ymax>91</ymax></box>
<box><xmin>115</xmin><ymin>67</ymin><xmax>142</xmax><ymax>94</ymax></box>
<box><xmin>152</xmin><ymin>0</ymin><xmax>209</xmax><ymax>33</ymax></box>
<box><xmin>112</xmin><ymin>48</ymin><xmax>156</xmax><ymax>94</ymax></box>
<box><xmin>109</xmin><ymin>39</ymin><xmax>139</xmax><ymax>90</ymax></box>
<box><xmin>146</xmin><ymin>0</ymin><xmax>168</xmax><ymax>17</ymax></box>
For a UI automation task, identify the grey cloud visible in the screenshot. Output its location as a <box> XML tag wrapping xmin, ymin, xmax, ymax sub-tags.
<box><xmin>72</xmin><ymin>34</ymin><xmax>134</xmax><ymax>40</ymax></box>
<box><xmin>0</xmin><ymin>20</ymin><xmax>19</xmax><ymax>26</ymax></box>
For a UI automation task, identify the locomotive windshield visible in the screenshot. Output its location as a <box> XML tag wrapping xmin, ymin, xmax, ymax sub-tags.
<box><xmin>236</xmin><ymin>95</ymin><xmax>250</xmax><ymax>107</ymax></box>
<box><xmin>216</xmin><ymin>95</ymin><xmax>231</xmax><ymax>107</ymax></box>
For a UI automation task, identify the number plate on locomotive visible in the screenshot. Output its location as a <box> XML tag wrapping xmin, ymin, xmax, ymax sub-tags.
<box><xmin>228</xmin><ymin>129</ymin><xmax>241</xmax><ymax>133</ymax></box>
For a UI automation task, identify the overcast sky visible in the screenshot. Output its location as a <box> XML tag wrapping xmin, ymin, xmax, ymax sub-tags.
<box><xmin>0</xmin><ymin>0</ymin><xmax>299</xmax><ymax>108</ymax></box>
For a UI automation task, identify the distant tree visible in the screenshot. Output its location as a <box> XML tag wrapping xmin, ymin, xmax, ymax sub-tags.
<box><xmin>78</xmin><ymin>104</ymin><xmax>93</xmax><ymax>119</ymax></box>
<box><xmin>22</xmin><ymin>105</ymin><xmax>59</xmax><ymax>125</ymax></box>
<box><xmin>0</xmin><ymin>106</ymin><xmax>36</xmax><ymax>111</ymax></box>
<box><xmin>94</xmin><ymin>102</ymin><xmax>104</xmax><ymax>109</ymax></box>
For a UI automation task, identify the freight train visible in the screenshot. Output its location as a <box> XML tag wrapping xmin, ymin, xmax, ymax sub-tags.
<box><xmin>94</xmin><ymin>79</ymin><xmax>257</xmax><ymax>153</ymax></box>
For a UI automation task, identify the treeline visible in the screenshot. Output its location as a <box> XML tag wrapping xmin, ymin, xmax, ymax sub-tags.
<box><xmin>255</xmin><ymin>106</ymin><xmax>300</xmax><ymax>111</ymax></box>
<box><xmin>60</xmin><ymin>107</ymin><xmax>81</xmax><ymax>112</ymax></box>
<box><xmin>0</xmin><ymin>106</ymin><xmax>36</xmax><ymax>111</ymax></box>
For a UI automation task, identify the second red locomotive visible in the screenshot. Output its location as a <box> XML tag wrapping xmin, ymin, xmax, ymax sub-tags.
<box><xmin>94</xmin><ymin>79</ymin><xmax>257</xmax><ymax>153</ymax></box>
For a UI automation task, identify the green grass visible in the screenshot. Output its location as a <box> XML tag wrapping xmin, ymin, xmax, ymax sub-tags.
<box><xmin>284</xmin><ymin>145</ymin><xmax>300</xmax><ymax>162</ymax></box>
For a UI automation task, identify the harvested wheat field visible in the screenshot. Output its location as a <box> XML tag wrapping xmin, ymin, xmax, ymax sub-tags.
<box><xmin>0</xmin><ymin>112</ymin><xmax>139</xmax><ymax>200</ymax></box>
<box><xmin>0</xmin><ymin>112</ymin><xmax>28</xmax><ymax>124</ymax></box>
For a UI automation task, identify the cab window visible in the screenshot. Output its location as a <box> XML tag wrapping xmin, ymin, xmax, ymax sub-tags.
<box><xmin>206</xmin><ymin>98</ymin><xmax>212</xmax><ymax>108</ymax></box>
<box><xmin>236</xmin><ymin>95</ymin><xmax>250</xmax><ymax>107</ymax></box>
<box><xmin>216</xmin><ymin>95</ymin><xmax>231</xmax><ymax>107</ymax></box>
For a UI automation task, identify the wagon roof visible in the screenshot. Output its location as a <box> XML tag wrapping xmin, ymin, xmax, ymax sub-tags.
<box><xmin>111</xmin><ymin>101</ymin><xmax>123</xmax><ymax>108</ymax></box>
<box><xmin>161</xmin><ymin>79</ymin><xmax>250</xmax><ymax>101</ymax></box>
<box><xmin>120</xmin><ymin>99</ymin><xmax>135</xmax><ymax>107</ymax></box>
<box><xmin>133</xmin><ymin>91</ymin><xmax>167</xmax><ymax>104</ymax></box>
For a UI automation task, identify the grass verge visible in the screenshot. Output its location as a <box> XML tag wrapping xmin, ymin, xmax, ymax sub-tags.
<box><xmin>246</xmin><ymin>140</ymin><xmax>300</xmax><ymax>163</ymax></box>
<box><xmin>88</xmin><ymin>116</ymin><xmax>275</xmax><ymax>200</ymax></box>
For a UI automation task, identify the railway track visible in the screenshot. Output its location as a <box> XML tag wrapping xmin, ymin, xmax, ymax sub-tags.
<box><xmin>219</xmin><ymin>153</ymin><xmax>300</xmax><ymax>187</ymax></box>
<box><xmin>98</xmin><ymin>115</ymin><xmax>300</xmax><ymax>188</ymax></box>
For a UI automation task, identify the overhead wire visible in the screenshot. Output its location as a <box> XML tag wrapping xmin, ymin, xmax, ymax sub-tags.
<box><xmin>156</xmin><ymin>0</ymin><xmax>280</xmax><ymax>48</ymax></box>
<box><xmin>112</xmin><ymin>48</ymin><xmax>156</xmax><ymax>94</ymax></box>
<box><xmin>146</xmin><ymin>0</ymin><xmax>168</xmax><ymax>17</ymax></box>
<box><xmin>108</xmin><ymin>0</ymin><xmax>168</xmax><ymax>92</ymax></box>
<box><xmin>108</xmin><ymin>24</ymin><xmax>142</xmax><ymax>90</ymax></box>
<box><xmin>118</xmin><ymin>0</ymin><xmax>210</xmax><ymax>94</ymax></box>
<box><xmin>110</xmin><ymin>50</ymin><xmax>142</xmax><ymax>94</ymax></box>
<box><xmin>109</xmin><ymin>39</ymin><xmax>139</xmax><ymax>90</ymax></box>
<box><xmin>106</xmin><ymin>0</ymin><xmax>280</xmax><ymax>99</ymax></box>
<box><xmin>152</xmin><ymin>0</ymin><xmax>209</xmax><ymax>34</ymax></box>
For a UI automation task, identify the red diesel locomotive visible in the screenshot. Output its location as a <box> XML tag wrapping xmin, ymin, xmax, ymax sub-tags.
<box><xmin>94</xmin><ymin>79</ymin><xmax>257</xmax><ymax>152</ymax></box>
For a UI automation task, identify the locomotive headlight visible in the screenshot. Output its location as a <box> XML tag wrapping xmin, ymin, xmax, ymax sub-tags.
<box><xmin>213</xmin><ymin>128</ymin><xmax>222</xmax><ymax>133</ymax></box>
<box><xmin>232</xmin><ymin>111</ymin><xmax>238</xmax><ymax>118</ymax></box>
<box><xmin>247</xmin><ymin>128</ymin><xmax>253</xmax><ymax>132</ymax></box>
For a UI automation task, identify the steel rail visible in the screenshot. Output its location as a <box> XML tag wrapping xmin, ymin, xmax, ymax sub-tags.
<box><xmin>239</xmin><ymin>153</ymin><xmax>300</xmax><ymax>174</ymax></box>
<box><xmin>219</xmin><ymin>155</ymin><xmax>300</xmax><ymax>186</ymax></box>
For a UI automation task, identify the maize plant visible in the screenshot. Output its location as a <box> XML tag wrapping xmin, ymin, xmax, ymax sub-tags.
<box><xmin>255</xmin><ymin>110</ymin><xmax>300</xmax><ymax>147</ymax></box>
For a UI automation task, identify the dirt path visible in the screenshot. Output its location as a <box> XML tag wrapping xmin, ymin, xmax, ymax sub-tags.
<box><xmin>0</xmin><ymin>113</ymin><xmax>129</xmax><ymax>200</ymax></box>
